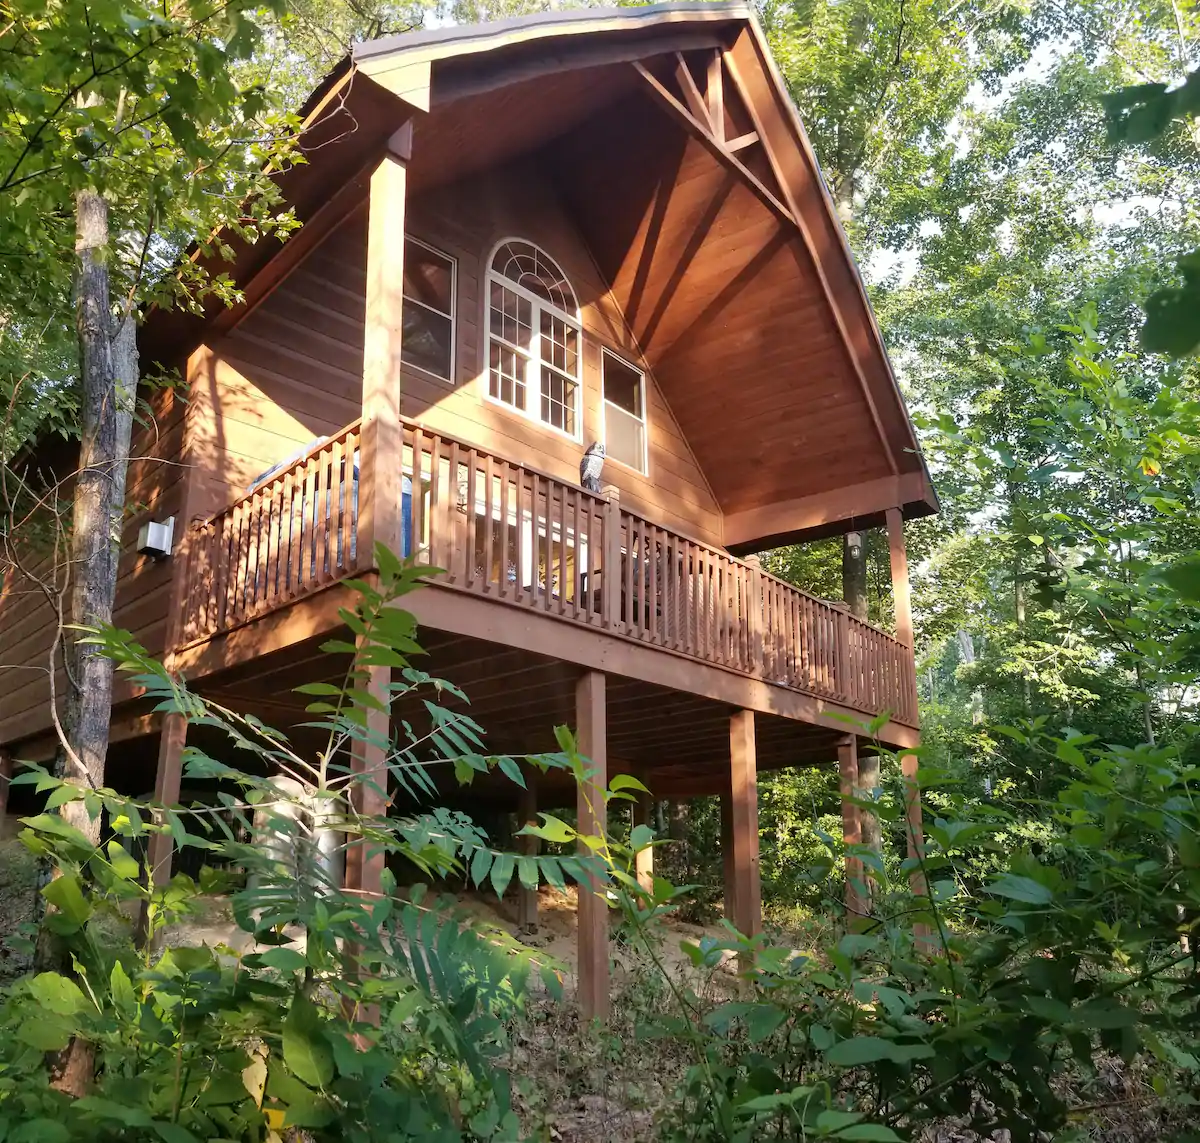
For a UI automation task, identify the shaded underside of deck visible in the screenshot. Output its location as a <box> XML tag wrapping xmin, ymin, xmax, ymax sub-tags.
<box><xmin>191</xmin><ymin>623</ymin><xmax>849</xmax><ymax>803</ymax></box>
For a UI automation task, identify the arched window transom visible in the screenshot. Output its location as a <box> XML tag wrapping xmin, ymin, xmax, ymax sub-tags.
<box><xmin>486</xmin><ymin>240</ymin><xmax>581</xmax><ymax>436</ymax></box>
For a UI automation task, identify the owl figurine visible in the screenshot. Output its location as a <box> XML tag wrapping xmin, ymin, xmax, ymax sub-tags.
<box><xmin>580</xmin><ymin>441</ymin><xmax>606</xmax><ymax>493</ymax></box>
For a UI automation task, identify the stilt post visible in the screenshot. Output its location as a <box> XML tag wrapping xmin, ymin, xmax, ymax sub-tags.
<box><xmin>632</xmin><ymin>787</ymin><xmax>654</xmax><ymax>893</ymax></box>
<box><xmin>838</xmin><ymin>735</ymin><xmax>864</xmax><ymax>917</ymax></box>
<box><xmin>575</xmin><ymin>670</ymin><xmax>609</xmax><ymax>1021</ymax></box>
<box><xmin>728</xmin><ymin>709</ymin><xmax>761</xmax><ymax>953</ymax></box>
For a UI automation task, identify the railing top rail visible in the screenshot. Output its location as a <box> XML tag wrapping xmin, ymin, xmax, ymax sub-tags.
<box><xmin>198</xmin><ymin>417</ymin><xmax>364</xmax><ymax>529</ymax></box>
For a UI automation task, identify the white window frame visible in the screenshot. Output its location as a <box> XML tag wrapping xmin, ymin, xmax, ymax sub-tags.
<box><xmin>484</xmin><ymin>237</ymin><xmax>583</xmax><ymax>442</ymax></box>
<box><xmin>601</xmin><ymin>347</ymin><xmax>649</xmax><ymax>475</ymax></box>
<box><xmin>402</xmin><ymin>235</ymin><xmax>457</xmax><ymax>386</ymax></box>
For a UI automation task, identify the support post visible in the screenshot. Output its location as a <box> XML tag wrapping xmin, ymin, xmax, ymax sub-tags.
<box><xmin>728</xmin><ymin>709</ymin><xmax>761</xmax><ymax>950</ymax></box>
<box><xmin>517</xmin><ymin>770</ymin><xmax>539</xmax><ymax>934</ymax></box>
<box><xmin>886</xmin><ymin>508</ymin><xmax>927</xmax><ymax>902</ymax></box>
<box><xmin>344</xmin><ymin>634</ymin><xmax>390</xmax><ymax>904</ymax></box>
<box><xmin>137</xmin><ymin>712</ymin><xmax>188</xmax><ymax>944</ymax></box>
<box><xmin>575</xmin><ymin>670</ymin><xmax>609</xmax><ymax>1021</ymax></box>
<box><xmin>720</xmin><ymin>787</ymin><xmax>738</xmax><ymax>924</ymax></box>
<box><xmin>838</xmin><ymin>735</ymin><xmax>864</xmax><ymax>918</ymax></box>
<box><xmin>359</xmin><ymin>153</ymin><xmax>408</xmax><ymax>563</ymax></box>
<box><xmin>632</xmin><ymin>788</ymin><xmax>653</xmax><ymax>893</ymax></box>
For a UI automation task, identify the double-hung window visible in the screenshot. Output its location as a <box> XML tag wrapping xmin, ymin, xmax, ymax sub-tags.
<box><xmin>486</xmin><ymin>240</ymin><xmax>582</xmax><ymax>437</ymax></box>
<box><xmin>401</xmin><ymin>237</ymin><xmax>456</xmax><ymax>383</ymax></box>
<box><xmin>602</xmin><ymin>350</ymin><xmax>647</xmax><ymax>473</ymax></box>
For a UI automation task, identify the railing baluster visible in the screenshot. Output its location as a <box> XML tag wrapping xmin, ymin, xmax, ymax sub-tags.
<box><xmin>465</xmin><ymin>448</ymin><xmax>477</xmax><ymax>589</ymax></box>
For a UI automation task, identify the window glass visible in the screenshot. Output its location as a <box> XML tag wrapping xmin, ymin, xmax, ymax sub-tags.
<box><xmin>401</xmin><ymin>239</ymin><xmax>455</xmax><ymax>382</ymax></box>
<box><xmin>486</xmin><ymin>241</ymin><xmax>581</xmax><ymax>435</ymax></box>
<box><xmin>603</xmin><ymin>353</ymin><xmax>647</xmax><ymax>472</ymax></box>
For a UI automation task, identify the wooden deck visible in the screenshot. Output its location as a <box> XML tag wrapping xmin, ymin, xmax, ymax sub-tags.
<box><xmin>176</xmin><ymin>416</ymin><xmax>918</xmax><ymax>732</ymax></box>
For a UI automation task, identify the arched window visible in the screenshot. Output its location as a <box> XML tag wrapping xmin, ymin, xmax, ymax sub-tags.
<box><xmin>486</xmin><ymin>239</ymin><xmax>581</xmax><ymax>436</ymax></box>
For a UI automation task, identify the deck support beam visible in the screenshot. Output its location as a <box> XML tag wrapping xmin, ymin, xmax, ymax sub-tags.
<box><xmin>726</xmin><ymin>709</ymin><xmax>761</xmax><ymax>957</ymax></box>
<box><xmin>838</xmin><ymin>735</ymin><xmax>864</xmax><ymax>918</ymax></box>
<box><xmin>517</xmin><ymin>769</ymin><xmax>539</xmax><ymax>934</ymax></box>
<box><xmin>575</xmin><ymin>670</ymin><xmax>609</xmax><ymax>1021</ymax></box>
<box><xmin>886</xmin><ymin>508</ymin><xmax>926</xmax><ymax>897</ymax></box>
<box><xmin>137</xmin><ymin>712</ymin><xmax>188</xmax><ymax>943</ymax></box>
<box><xmin>345</xmin><ymin>630</ymin><xmax>390</xmax><ymax>904</ymax></box>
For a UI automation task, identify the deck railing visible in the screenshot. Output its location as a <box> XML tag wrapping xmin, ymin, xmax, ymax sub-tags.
<box><xmin>181</xmin><ymin>420</ymin><xmax>363</xmax><ymax>644</ymax></box>
<box><xmin>180</xmin><ymin>416</ymin><xmax>917</xmax><ymax>726</ymax></box>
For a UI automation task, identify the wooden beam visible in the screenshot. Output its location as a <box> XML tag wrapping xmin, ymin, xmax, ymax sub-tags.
<box><xmin>345</xmin><ymin>621</ymin><xmax>390</xmax><ymax>904</ymax></box>
<box><xmin>726</xmin><ymin>130</ymin><xmax>757</xmax><ymax>152</ymax></box>
<box><xmin>838</xmin><ymin>735</ymin><xmax>864</xmax><ymax>918</ymax></box>
<box><xmin>720</xmin><ymin>785</ymin><xmax>737</xmax><ymax>924</ymax></box>
<box><xmin>858</xmin><ymin>749</ymin><xmax>882</xmax><ymax>907</ymax></box>
<box><xmin>140</xmin><ymin>711</ymin><xmax>188</xmax><ymax>940</ymax></box>
<box><xmin>706</xmin><ymin>49</ymin><xmax>724</xmax><ymax>141</ymax></box>
<box><xmin>517</xmin><ymin>768</ymin><xmax>539</xmax><ymax>934</ymax></box>
<box><xmin>674</xmin><ymin>53</ymin><xmax>714</xmax><ymax>131</ymax></box>
<box><xmin>728</xmin><ymin>709</ymin><xmax>760</xmax><ymax>955</ymax></box>
<box><xmin>575</xmin><ymin>670</ymin><xmax>609</xmax><ymax>1022</ymax></box>
<box><xmin>360</xmin><ymin>154</ymin><xmax>409</xmax><ymax>562</ymax></box>
<box><xmin>633</xmin><ymin>61</ymin><xmax>796</xmax><ymax>230</ymax></box>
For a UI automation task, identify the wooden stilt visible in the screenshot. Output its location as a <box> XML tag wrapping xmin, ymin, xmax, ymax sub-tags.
<box><xmin>344</xmin><ymin>648</ymin><xmax>390</xmax><ymax>904</ymax></box>
<box><xmin>838</xmin><ymin>735</ymin><xmax>864</xmax><ymax>917</ymax></box>
<box><xmin>575</xmin><ymin>670</ymin><xmax>609</xmax><ymax>1022</ymax></box>
<box><xmin>517</xmin><ymin>769</ymin><xmax>539</xmax><ymax>934</ymax></box>
<box><xmin>728</xmin><ymin>709</ymin><xmax>761</xmax><ymax>949</ymax></box>
<box><xmin>886</xmin><ymin>508</ymin><xmax>925</xmax><ymax>887</ymax></box>
<box><xmin>145</xmin><ymin>712</ymin><xmax>188</xmax><ymax>888</ymax></box>
<box><xmin>632</xmin><ymin>788</ymin><xmax>653</xmax><ymax>893</ymax></box>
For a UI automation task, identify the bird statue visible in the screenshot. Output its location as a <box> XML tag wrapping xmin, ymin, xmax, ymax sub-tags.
<box><xmin>580</xmin><ymin>441</ymin><xmax>606</xmax><ymax>493</ymax></box>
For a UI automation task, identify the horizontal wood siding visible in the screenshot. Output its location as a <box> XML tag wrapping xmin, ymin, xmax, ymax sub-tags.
<box><xmin>0</xmin><ymin>386</ymin><xmax>187</xmax><ymax>747</ymax></box>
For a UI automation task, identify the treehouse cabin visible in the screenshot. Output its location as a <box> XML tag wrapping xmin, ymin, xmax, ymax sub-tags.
<box><xmin>0</xmin><ymin>3</ymin><xmax>936</xmax><ymax>1015</ymax></box>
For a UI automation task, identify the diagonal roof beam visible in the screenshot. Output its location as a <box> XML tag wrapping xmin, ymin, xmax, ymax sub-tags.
<box><xmin>633</xmin><ymin>61</ymin><xmax>798</xmax><ymax>230</ymax></box>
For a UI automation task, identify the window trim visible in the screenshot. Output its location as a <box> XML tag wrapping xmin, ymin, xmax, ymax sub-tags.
<box><xmin>402</xmin><ymin>235</ymin><xmax>457</xmax><ymax>386</ymax></box>
<box><xmin>601</xmin><ymin>347</ymin><xmax>649</xmax><ymax>475</ymax></box>
<box><xmin>483</xmin><ymin>237</ymin><xmax>584</xmax><ymax>442</ymax></box>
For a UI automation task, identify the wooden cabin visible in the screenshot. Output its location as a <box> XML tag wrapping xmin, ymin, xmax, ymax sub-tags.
<box><xmin>0</xmin><ymin>2</ymin><xmax>936</xmax><ymax>1014</ymax></box>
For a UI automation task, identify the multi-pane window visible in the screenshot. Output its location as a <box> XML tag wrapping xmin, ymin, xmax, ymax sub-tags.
<box><xmin>401</xmin><ymin>238</ymin><xmax>455</xmax><ymax>383</ymax></box>
<box><xmin>486</xmin><ymin>240</ymin><xmax>581</xmax><ymax>437</ymax></box>
<box><xmin>603</xmin><ymin>350</ymin><xmax>647</xmax><ymax>473</ymax></box>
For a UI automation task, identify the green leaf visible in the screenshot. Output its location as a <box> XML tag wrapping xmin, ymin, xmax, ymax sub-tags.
<box><xmin>825</xmin><ymin>1036</ymin><xmax>934</xmax><ymax>1066</ymax></box>
<box><xmin>17</xmin><ymin>1017</ymin><xmax>73</xmax><ymax>1052</ymax></box>
<box><xmin>106</xmin><ymin>839</ymin><xmax>140</xmax><ymax>881</ymax></box>
<box><xmin>110</xmin><ymin>961</ymin><xmax>137</xmax><ymax>1018</ymax></box>
<box><xmin>282</xmin><ymin>993</ymin><xmax>334</xmax><ymax>1088</ymax></box>
<box><xmin>745</xmin><ymin>1004</ymin><xmax>787</xmax><ymax>1043</ymax></box>
<box><xmin>526</xmin><ymin>813</ymin><xmax>575</xmax><ymax>844</ymax></box>
<box><xmin>609</xmin><ymin>774</ymin><xmax>650</xmax><ymax>794</ymax></box>
<box><xmin>989</xmin><ymin>873</ymin><xmax>1055</xmax><ymax>905</ymax></box>
<box><xmin>834</xmin><ymin>1127</ymin><xmax>904</xmax><ymax>1141</ymax></box>
<box><xmin>42</xmin><ymin>874</ymin><xmax>91</xmax><ymax>928</ymax></box>
<box><xmin>259</xmin><ymin>947</ymin><xmax>309</xmax><ymax>973</ymax></box>
<box><xmin>29</xmin><ymin>972</ymin><xmax>86</xmax><ymax>1016</ymax></box>
<box><xmin>490</xmin><ymin>852</ymin><xmax>515</xmax><ymax>898</ymax></box>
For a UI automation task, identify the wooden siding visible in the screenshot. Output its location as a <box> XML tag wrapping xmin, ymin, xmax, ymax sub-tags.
<box><xmin>0</xmin><ymin>386</ymin><xmax>186</xmax><ymax>747</ymax></box>
<box><xmin>192</xmin><ymin>155</ymin><xmax>724</xmax><ymax>546</ymax></box>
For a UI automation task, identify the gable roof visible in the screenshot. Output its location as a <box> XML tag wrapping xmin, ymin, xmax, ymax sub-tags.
<box><xmin>141</xmin><ymin>2</ymin><xmax>936</xmax><ymax>547</ymax></box>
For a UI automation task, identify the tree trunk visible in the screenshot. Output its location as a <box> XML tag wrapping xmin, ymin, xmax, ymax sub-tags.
<box><xmin>842</xmin><ymin>531</ymin><xmax>868</xmax><ymax>620</ymax></box>
<box><xmin>60</xmin><ymin>188</ymin><xmax>137</xmax><ymax>840</ymax></box>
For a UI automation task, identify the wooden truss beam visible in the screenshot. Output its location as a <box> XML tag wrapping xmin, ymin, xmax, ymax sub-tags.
<box><xmin>633</xmin><ymin>61</ymin><xmax>796</xmax><ymax>231</ymax></box>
